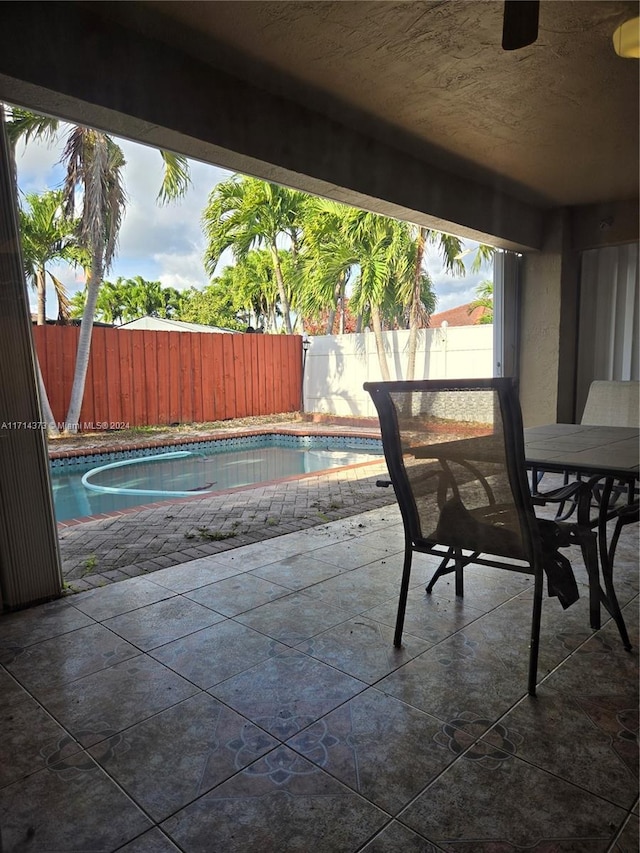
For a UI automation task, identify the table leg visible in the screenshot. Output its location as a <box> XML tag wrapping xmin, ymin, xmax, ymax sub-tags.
<box><xmin>594</xmin><ymin>477</ymin><xmax>632</xmax><ymax>650</ymax></box>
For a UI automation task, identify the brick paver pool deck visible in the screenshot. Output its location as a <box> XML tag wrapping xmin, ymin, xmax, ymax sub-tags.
<box><xmin>53</xmin><ymin>419</ymin><xmax>396</xmax><ymax>591</ymax></box>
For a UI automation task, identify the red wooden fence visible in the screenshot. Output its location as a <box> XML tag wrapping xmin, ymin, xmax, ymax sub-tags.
<box><xmin>33</xmin><ymin>326</ymin><xmax>303</xmax><ymax>430</ymax></box>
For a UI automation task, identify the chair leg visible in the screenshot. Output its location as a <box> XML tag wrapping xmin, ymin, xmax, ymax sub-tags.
<box><xmin>528</xmin><ymin>570</ymin><xmax>544</xmax><ymax>697</ymax></box>
<box><xmin>426</xmin><ymin>548</ymin><xmax>469</xmax><ymax>595</ymax></box>
<box><xmin>394</xmin><ymin>537</ymin><xmax>413</xmax><ymax>648</ymax></box>
<box><xmin>426</xmin><ymin>548</ymin><xmax>458</xmax><ymax>594</ymax></box>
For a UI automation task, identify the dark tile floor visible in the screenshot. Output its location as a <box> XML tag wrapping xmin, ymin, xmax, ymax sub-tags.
<box><xmin>0</xmin><ymin>504</ymin><xmax>637</xmax><ymax>852</ymax></box>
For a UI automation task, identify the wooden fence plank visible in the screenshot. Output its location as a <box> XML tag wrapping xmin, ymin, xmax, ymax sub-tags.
<box><xmin>231</xmin><ymin>335</ymin><xmax>246</xmax><ymax>417</ymax></box>
<box><xmin>279</xmin><ymin>336</ymin><xmax>290</xmax><ymax>411</ymax></box>
<box><xmin>241</xmin><ymin>335</ymin><xmax>253</xmax><ymax>415</ymax></box>
<box><xmin>191</xmin><ymin>333</ymin><xmax>204</xmax><ymax>423</ymax></box>
<box><xmin>143</xmin><ymin>329</ymin><xmax>161</xmax><ymax>424</ymax></box>
<box><xmin>168</xmin><ymin>331</ymin><xmax>181</xmax><ymax>424</ymax></box>
<box><xmin>287</xmin><ymin>336</ymin><xmax>302</xmax><ymax>410</ymax></box>
<box><xmin>222</xmin><ymin>334</ymin><xmax>236</xmax><ymax>420</ymax></box>
<box><xmin>200</xmin><ymin>334</ymin><xmax>215</xmax><ymax>421</ymax></box>
<box><xmin>180</xmin><ymin>333</ymin><xmax>193</xmax><ymax>423</ymax></box>
<box><xmin>105</xmin><ymin>330</ymin><xmax>122</xmax><ymax>425</ymax></box>
<box><xmin>56</xmin><ymin>327</ymin><xmax>75</xmax><ymax>429</ymax></box>
<box><xmin>154</xmin><ymin>331</ymin><xmax>170</xmax><ymax>427</ymax></box>
<box><xmin>130</xmin><ymin>330</ymin><xmax>146</xmax><ymax>427</ymax></box>
<box><xmin>82</xmin><ymin>327</ymin><xmax>105</xmax><ymax>429</ymax></box>
<box><xmin>118</xmin><ymin>331</ymin><xmax>135</xmax><ymax>427</ymax></box>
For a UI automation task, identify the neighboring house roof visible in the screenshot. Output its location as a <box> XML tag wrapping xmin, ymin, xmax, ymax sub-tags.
<box><xmin>118</xmin><ymin>316</ymin><xmax>239</xmax><ymax>334</ymax></box>
<box><xmin>429</xmin><ymin>303</ymin><xmax>490</xmax><ymax>327</ymax></box>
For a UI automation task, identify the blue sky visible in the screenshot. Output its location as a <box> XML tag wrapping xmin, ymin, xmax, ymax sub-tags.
<box><xmin>15</xmin><ymin>129</ymin><xmax>492</xmax><ymax>320</ymax></box>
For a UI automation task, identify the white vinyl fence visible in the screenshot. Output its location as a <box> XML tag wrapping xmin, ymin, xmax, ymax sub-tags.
<box><xmin>303</xmin><ymin>325</ymin><xmax>493</xmax><ymax>418</ymax></box>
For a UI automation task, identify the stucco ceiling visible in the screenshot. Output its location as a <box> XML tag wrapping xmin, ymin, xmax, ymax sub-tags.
<box><xmin>98</xmin><ymin>0</ymin><xmax>639</xmax><ymax>208</ymax></box>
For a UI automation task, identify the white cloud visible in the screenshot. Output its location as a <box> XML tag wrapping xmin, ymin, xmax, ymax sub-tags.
<box><xmin>151</xmin><ymin>250</ymin><xmax>209</xmax><ymax>291</ymax></box>
<box><xmin>424</xmin><ymin>240</ymin><xmax>493</xmax><ymax>314</ymax></box>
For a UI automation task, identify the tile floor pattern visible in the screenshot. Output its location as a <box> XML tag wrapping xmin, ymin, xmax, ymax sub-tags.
<box><xmin>0</xmin><ymin>505</ymin><xmax>638</xmax><ymax>852</ymax></box>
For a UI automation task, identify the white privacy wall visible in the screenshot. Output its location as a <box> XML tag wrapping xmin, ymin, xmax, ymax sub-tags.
<box><xmin>303</xmin><ymin>325</ymin><xmax>493</xmax><ymax>417</ymax></box>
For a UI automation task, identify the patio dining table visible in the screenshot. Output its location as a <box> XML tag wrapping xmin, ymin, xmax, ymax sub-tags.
<box><xmin>526</xmin><ymin>423</ymin><xmax>638</xmax><ymax>647</ymax></box>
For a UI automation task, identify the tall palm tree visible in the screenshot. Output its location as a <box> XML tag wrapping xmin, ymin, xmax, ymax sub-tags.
<box><xmin>19</xmin><ymin>189</ymin><xmax>78</xmax><ymax>324</ymax></box>
<box><xmin>400</xmin><ymin>228</ymin><xmax>465</xmax><ymax>380</ymax></box>
<box><xmin>7</xmin><ymin>106</ymin><xmax>192</xmax><ymax>433</ymax></box>
<box><xmin>297</xmin><ymin>198</ymin><xmax>355</xmax><ymax>335</ymax></box>
<box><xmin>202</xmin><ymin>176</ymin><xmax>306</xmax><ymax>334</ymax></box>
<box><xmin>307</xmin><ymin>206</ymin><xmax>412</xmax><ymax>380</ymax></box>
<box><xmin>60</xmin><ymin>126</ymin><xmax>127</xmax><ymax>430</ymax></box>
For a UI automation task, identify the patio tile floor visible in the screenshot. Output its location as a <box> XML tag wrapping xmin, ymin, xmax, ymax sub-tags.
<box><xmin>0</xmin><ymin>504</ymin><xmax>638</xmax><ymax>852</ymax></box>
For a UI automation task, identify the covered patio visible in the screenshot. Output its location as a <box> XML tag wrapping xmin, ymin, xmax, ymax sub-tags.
<box><xmin>0</xmin><ymin>1</ymin><xmax>638</xmax><ymax>849</ymax></box>
<box><xmin>1</xmin><ymin>494</ymin><xmax>637</xmax><ymax>851</ymax></box>
<box><xmin>0</xmin><ymin>0</ymin><xmax>637</xmax><ymax>609</ymax></box>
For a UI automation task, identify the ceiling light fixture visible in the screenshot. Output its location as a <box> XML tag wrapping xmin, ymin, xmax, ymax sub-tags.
<box><xmin>612</xmin><ymin>16</ymin><xmax>640</xmax><ymax>58</ymax></box>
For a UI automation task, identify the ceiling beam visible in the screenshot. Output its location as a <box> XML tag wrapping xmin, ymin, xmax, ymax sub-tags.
<box><xmin>0</xmin><ymin>1</ymin><xmax>543</xmax><ymax>250</ymax></box>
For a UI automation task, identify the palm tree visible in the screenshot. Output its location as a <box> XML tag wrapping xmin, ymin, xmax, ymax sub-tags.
<box><xmin>71</xmin><ymin>277</ymin><xmax>126</xmax><ymax>324</ymax></box>
<box><xmin>316</xmin><ymin>207</ymin><xmax>412</xmax><ymax>380</ymax></box>
<box><xmin>59</xmin><ymin>126</ymin><xmax>127</xmax><ymax>430</ymax></box>
<box><xmin>202</xmin><ymin>176</ymin><xmax>306</xmax><ymax>334</ymax></box>
<box><xmin>7</xmin><ymin>106</ymin><xmax>192</xmax><ymax>433</ymax></box>
<box><xmin>469</xmin><ymin>279</ymin><xmax>494</xmax><ymax>323</ymax></box>
<box><xmin>400</xmin><ymin>228</ymin><xmax>466</xmax><ymax>380</ymax></box>
<box><xmin>295</xmin><ymin>199</ymin><xmax>415</xmax><ymax>375</ymax></box>
<box><xmin>19</xmin><ymin>189</ymin><xmax>78</xmax><ymax>324</ymax></box>
<box><xmin>297</xmin><ymin>198</ymin><xmax>356</xmax><ymax>335</ymax></box>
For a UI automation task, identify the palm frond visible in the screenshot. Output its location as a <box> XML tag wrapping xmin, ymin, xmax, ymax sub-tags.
<box><xmin>470</xmin><ymin>243</ymin><xmax>495</xmax><ymax>273</ymax></box>
<box><xmin>5</xmin><ymin>106</ymin><xmax>60</xmax><ymax>148</ymax></box>
<box><xmin>157</xmin><ymin>151</ymin><xmax>192</xmax><ymax>205</ymax></box>
<box><xmin>47</xmin><ymin>272</ymin><xmax>71</xmax><ymax>320</ymax></box>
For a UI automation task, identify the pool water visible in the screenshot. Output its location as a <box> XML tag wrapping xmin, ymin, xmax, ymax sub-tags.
<box><xmin>51</xmin><ymin>435</ymin><xmax>383</xmax><ymax>522</ymax></box>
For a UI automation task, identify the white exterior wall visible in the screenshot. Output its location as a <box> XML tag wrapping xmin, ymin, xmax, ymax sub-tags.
<box><xmin>303</xmin><ymin>325</ymin><xmax>493</xmax><ymax>417</ymax></box>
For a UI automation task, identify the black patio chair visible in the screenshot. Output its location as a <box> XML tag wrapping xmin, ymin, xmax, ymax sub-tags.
<box><xmin>364</xmin><ymin>377</ymin><xmax>594</xmax><ymax>697</ymax></box>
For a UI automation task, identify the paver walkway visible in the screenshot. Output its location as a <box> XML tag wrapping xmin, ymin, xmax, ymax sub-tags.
<box><xmin>54</xmin><ymin>418</ymin><xmax>396</xmax><ymax>591</ymax></box>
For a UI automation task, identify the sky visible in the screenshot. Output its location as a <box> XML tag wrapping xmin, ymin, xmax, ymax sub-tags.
<box><xmin>15</xmin><ymin>128</ymin><xmax>492</xmax><ymax>320</ymax></box>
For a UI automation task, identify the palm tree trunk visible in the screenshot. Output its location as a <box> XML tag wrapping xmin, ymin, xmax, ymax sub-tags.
<box><xmin>371</xmin><ymin>305</ymin><xmax>391</xmax><ymax>381</ymax></box>
<box><xmin>407</xmin><ymin>226</ymin><xmax>427</xmax><ymax>381</ymax></box>
<box><xmin>36</xmin><ymin>266</ymin><xmax>46</xmax><ymax>325</ymax></box>
<box><xmin>270</xmin><ymin>244</ymin><xmax>293</xmax><ymax>334</ymax></box>
<box><xmin>35</xmin><ymin>356</ymin><xmax>60</xmax><ymax>437</ymax></box>
<box><xmin>338</xmin><ymin>275</ymin><xmax>347</xmax><ymax>334</ymax></box>
<box><xmin>325</xmin><ymin>308</ymin><xmax>336</xmax><ymax>335</ymax></box>
<box><xmin>64</xmin><ymin>255</ymin><xmax>102</xmax><ymax>433</ymax></box>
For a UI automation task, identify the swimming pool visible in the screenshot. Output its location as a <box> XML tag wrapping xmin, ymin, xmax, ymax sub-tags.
<box><xmin>50</xmin><ymin>434</ymin><xmax>383</xmax><ymax>522</ymax></box>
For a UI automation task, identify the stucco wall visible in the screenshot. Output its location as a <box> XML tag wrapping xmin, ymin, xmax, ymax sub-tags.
<box><xmin>303</xmin><ymin>325</ymin><xmax>493</xmax><ymax>418</ymax></box>
<box><xmin>519</xmin><ymin>216</ymin><xmax>565</xmax><ymax>426</ymax></box>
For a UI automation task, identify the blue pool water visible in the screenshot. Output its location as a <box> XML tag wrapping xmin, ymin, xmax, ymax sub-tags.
<box><xmin>51</xmin><ymin>434</ymin><xmax>383</xmax><ymax>522</ymax></box>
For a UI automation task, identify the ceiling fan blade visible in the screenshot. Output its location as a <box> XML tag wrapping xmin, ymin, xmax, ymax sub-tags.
<box><xmin>502</xmin><ymin>0</ymin><xmax>539</xmax><ymax>50</ymax></box>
